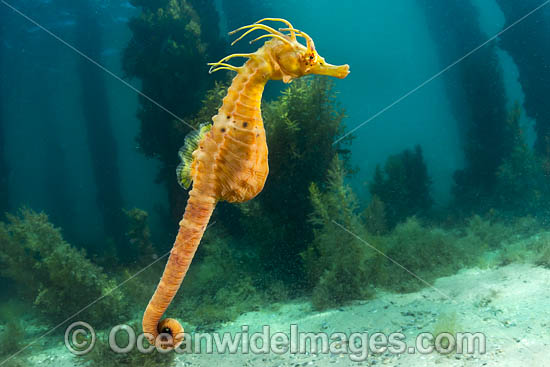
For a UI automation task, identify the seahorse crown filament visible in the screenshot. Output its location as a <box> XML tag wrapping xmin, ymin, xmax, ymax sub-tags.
<box><xmin>142</xmin><ymin>18</ymin><xmax>349</xmax><ymax>349</ymax></box>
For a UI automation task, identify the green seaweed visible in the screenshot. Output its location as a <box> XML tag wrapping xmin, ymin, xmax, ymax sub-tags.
<box><xmin>235</xmin><ymin>76</ymin><xmax>352</xmax><ymax>284</ymax></box>
<box><xmin>369</xmin><ymin>145</ymin><xmax>433</xmax><ymax>228</ymax></box>
<box><xmin>497</xmin><ymin>232</ymin><xmax>550</xmax><ymax>267</ymax></box>
<box><xmin>463</xmin><ymin>214</ymin><xmax>539</xmax><ymax>251</ymax></box>
<box><xmin>495</xmin><ymin>103</ymin><xmax>550</xmax><ymax>217</ymax></box>
<box><xmin>0</xmin><ymin>301</ymin><xmax>27</xmax><ymax>366</ymax></box>
<box><xmin>76</xmin><ymin>323</ymin><xmax>175</xmax><ymax>367</ymax></box>
<box><xmin>123</xmin><ymin>208</ymin><xmax>156</xmax><ymax>265</ymax></box>
<box><xmin>363</xmin><ymin>195</ymin><xmax>388</xmax><ymax>236</ymax></box>
<box><xmin>535</xmin><ymin>237</ymin><xmax>550</xmax><ymax>268</ymax></box>
<box><xmin>302</xmin><ymin>157</ymin><xmax>376</xmax><ymax>310</ymax></box>
<box><xmin>498</xmin><ymin>241</ymin><xmax>531</xmax><ymax>266</ymax></box>
<box><xmin>379</xmin><ymin>218</ymin><xmax>463</xmax><ymax>292</ymax></box>
<box><xmin>0</xmin><ymin>320</ymin><xmax>25</xmax><ymax>358</ymax></box>
<box><xmin>462</xmin><ymin>215</ymin><xmax>509</xmax><ymax>249</ymax></box>
<box><xmin>0</xmin><ymin>209</ymin><xmax>127</xmax><ymax>326</ymax></box>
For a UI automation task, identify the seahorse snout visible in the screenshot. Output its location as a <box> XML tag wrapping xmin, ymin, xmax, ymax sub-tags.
<box><xmin>310</xmin><ymin>62</ymin><xmax>350</xmax><ymax>79</ymax></box>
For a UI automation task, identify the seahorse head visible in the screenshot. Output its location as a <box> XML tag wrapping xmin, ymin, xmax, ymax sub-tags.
<box><xmin>214</xmin><ymin>19</ymin><xmax>350</xmax><ymax>83</ymax></box>
<box><xmin>270</xmin><ymin>27</ymin><xmax>350</xmax><ymax>83</ymax></box>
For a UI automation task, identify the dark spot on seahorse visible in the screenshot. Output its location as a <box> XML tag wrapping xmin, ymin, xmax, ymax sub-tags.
<box><xmin>221</xmin><ymin>128</ymin><xmax>226</xmax><ymax>133</ymax></box>
<box><xmin>226</xmin><ymin>115</ymin><xmax>230</xmax><ymax>119</ymax></box>
<box><xmin>256</xmin><ymin>133</ymin><xmax>259</xmax><ymax>137</ymax></box>
<box><xmin>243</xmin><ymin>122</ymin><xmax>248</xmax><ymax>128</ymax></box>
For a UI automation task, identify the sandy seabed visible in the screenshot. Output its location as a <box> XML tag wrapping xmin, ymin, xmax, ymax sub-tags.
<box><xmin>10</xmin><ymin>261</ymin><xmax>550</xmax><ymax>367</ymax></box>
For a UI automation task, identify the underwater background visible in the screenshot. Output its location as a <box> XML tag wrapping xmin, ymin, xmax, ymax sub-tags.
<box><xmin>1</xmin><ymin>0</ymin><xmax>550</xmax><ymax>366</ymax></box>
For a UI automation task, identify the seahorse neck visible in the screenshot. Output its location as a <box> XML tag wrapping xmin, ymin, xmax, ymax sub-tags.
<box><xmin>213</xmin><ymin>58</ymin><xmax>271</xmax><ymax>130</ymax></box>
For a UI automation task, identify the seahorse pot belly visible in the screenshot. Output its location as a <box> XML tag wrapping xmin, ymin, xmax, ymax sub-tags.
<box><xmin>142</xmin><ymin>18</ymin><xmax>350</xmax><ymax>349</ymax></box>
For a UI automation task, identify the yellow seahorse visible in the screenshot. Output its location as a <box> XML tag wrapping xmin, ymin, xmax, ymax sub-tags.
<box><xmin>142</xmin><ymin>18</ymin><xmax>349</xmax><ymax>348</ymax></box>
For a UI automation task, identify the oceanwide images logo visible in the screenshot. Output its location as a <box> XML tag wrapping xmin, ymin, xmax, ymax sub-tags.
<box><xmin>64</xmin><ymin>322</ymin><xmax>486</xmax><ymax>361</ymax></box>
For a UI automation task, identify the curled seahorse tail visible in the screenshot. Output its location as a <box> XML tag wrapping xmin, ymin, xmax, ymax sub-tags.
<box><xmin>142</xmin><ymin>189</ymin><xmax>216</xmax><ymax>348</ymax></box>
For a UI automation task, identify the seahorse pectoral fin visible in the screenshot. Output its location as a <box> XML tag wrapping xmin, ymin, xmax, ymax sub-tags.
<box><xmin>177</xmin><ymin>123</ymin><xmax>212</xmax><ymax>189</ymax></box>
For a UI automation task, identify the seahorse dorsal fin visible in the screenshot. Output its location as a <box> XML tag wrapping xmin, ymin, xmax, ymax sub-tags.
<box><xmin>176</xmin><ymin>123</ymin><xmax>212</xmax><ymax>189</ymax></box>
